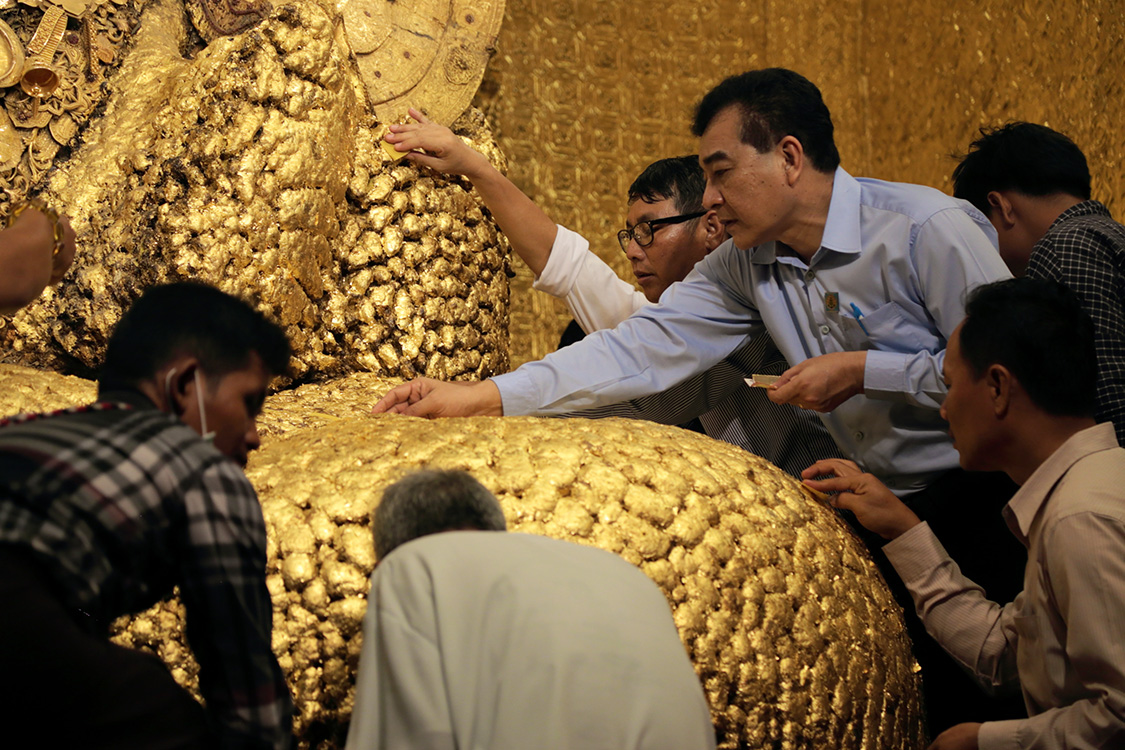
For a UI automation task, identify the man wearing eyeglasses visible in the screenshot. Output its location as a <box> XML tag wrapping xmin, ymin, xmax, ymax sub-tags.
<box><xmin>383</xmin><ymin>109</ymin><xmax>840</xmax><ymax>477</ymax></box>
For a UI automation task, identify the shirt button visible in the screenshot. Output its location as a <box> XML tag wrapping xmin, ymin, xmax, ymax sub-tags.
<box><xmin>805</xmin><ymin>270</ymin><xmax>816</xmax><ymax>281</ymax></box>
<box><xmin>819</xmin><ymin>324</ymin><xmax>830</xmax><ymax>335</ymax></box>
<box><xmin>854</xmin><ymin>431</ymin><xmax>864</xmax><ymax>441</ymax></box>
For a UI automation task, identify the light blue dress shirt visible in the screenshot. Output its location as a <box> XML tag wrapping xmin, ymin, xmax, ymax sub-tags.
<box><xmin>493</xmin><ymin>168</ymin><xmax>1011</xmax><ymax>494</ymax></box>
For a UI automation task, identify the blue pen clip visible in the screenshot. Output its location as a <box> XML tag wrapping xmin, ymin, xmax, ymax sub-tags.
<box><xmin>849</xmin><ymin>303</ymin><xmax>870</xmax><ymax>335</ymax></box>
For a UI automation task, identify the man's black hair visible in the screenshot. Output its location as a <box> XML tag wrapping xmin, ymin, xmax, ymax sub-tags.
<box><xmin>952</xmin><ymin>122</ymin><xmax>1091</xmax><ymax>216</ymax></box>
<box><xmin>99</xmin><ymin>281</ymin><xmax>291</xmax><ymax>390</ymax></box>
<box><xmin>960</xmin><ymin>278</ymin><xmax>1096</xmax><ymax>419</ymax></box>
<box><xmin>627</xmin><ymin>156</ymin><xmax>706</xmax><ymax>215</ymax></box>
<box><xmin>691</xmin><ymin>68</ymin><xmax>840</xmax><ymax>174</ymax></box>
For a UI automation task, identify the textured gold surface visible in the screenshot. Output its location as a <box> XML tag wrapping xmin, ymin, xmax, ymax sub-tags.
<box><xmin>0</xmin><ymin>362</ymin><xmax>95</xmax><ymax>415</ymax></box>
<box><xmin>2</xmin><ymin>0</ymin><xmax>511</xmax><ymax>384</ymax></box>
<box><xmin>484</xmin><ymin>1</ymin><xmax>1125</xmax><ymax>366</ymax></box>
<box><xmin>107</xmin><ymin>373</ymin><xmax>924</xmax><ymax>750</ymax></box>
<box><xmin>0</xmin><ymin>0</ymin><xmax>142</xmax><ymax>201</ymax></box>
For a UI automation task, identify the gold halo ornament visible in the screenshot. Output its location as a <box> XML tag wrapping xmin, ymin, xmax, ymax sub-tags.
<box><xmin>340</xmin><ymin>0</ymin><xmax>505</xmax><ymax>159</ymax></box>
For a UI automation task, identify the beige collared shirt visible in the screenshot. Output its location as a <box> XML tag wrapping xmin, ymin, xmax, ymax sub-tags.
<box><xmin>885</xmin><ymin>423</ymin><xmax>1125</xmax><ymax>749</ymax></box>
<box><xmin>345</xmin><ymin>531</ymin><xmax>717</xmax><ymax>750</ymax></box>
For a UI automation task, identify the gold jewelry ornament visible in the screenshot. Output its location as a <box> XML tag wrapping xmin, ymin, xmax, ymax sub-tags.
<box><xmin>7</xmin><ymin>197</ymin><xmax>66</xmax><ymax>256</ymax></box>
<box><xmin>25</xmin><ymin>4</ymin><xmax>67</xmax><ymax>58</ymax></box>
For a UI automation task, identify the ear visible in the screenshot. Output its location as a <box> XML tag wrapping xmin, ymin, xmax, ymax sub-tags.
<box><xmin>986</xmin><ymin>191</ymin><xmax>1017</xmax><ymax>229</ymax></box>
<box><xmin>164</xmin><ymin>358</ymin><xmax>202</xmax><ymax>417</ymax></box>
<box><xmin>985</xmin><ymin>363</ymin><xmax>1013</xmax><ymax>418</ymax></box>
<box><xmin>777</xmin><ymin>135</ymin><xmax>805</xmax><ymax>187</ymax></box>
<box><xmin>701</xmin><ymin>209</ymin><xmax>726</xmax><ymax>251</ymax></box>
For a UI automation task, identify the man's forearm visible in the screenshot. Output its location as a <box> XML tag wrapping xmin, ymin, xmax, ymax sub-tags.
<box><xmin>464</xmin><ymin>165</ymin><xmax>558</xmax><ymax>277</ymax></box>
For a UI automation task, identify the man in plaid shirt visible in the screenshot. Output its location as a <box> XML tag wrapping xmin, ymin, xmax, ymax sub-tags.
<box><xmin>0</xmin><ymin>282</ymin><xmax>293</xmax><ymax>749</ymax></box>
<box><xmin>954</xmin><ymin>122</ymin><xmax>1125</xmax><ymax>445</ymax></box>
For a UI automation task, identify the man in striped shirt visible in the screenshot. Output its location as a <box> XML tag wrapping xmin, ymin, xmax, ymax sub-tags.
<box><xmin>382</xmin><ymin>109</ymin><xmax>841</xmax><ymax>477</ymax></box>
<box><xmin>0</xmin><ymin>282</ymin><xmax>293</xmax><ymax>749</ymax></box>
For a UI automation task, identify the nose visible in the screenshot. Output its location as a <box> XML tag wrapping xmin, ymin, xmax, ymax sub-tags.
<box><xmin>624</xmin><ymin>238</ymin><xmax>645</xmax><ymax>262</ymax></box>
<box><xmin>703</xmin><ymin>179</ymin><xmax>722</xmax><ymax>211</ymax></box>
<box><xmin>939</xmin><ymin>401</ymin><xmax>947</xmax><ymax>422</ymax></box>
<box><xmin>246</xmin><ymin>422</ymin><xmax>261</xmax><ymax>452</ymax></box>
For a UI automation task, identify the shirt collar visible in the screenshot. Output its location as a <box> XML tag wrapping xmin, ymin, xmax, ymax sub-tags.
<box><xmin>751</xmin><ymin>167</ymin><xmax>862</xmax><ymax>265</ymax></box>
<box><xmin>93</xmin><ymin>386</ymin><xmax>161</xmax><ymax>412</ymax></box>
<box><xmin>1048</xmin><ymin>199</ymin><xmax>1111</xmax><ymax>230</ymax></box>
<box><xmin>1004</xmin><ymin>422</ymin><xmax>1120</xmax><ymax>543</ymax></box>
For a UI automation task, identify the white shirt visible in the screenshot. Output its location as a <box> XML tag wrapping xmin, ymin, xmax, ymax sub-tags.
<box><xmin>533</xmin><ymin>225</ymin><xmax>646</xmax><ymax>334</ymax></box>
<box><xmin>885</xmin><ymin>424</ymin><xmax>1125</xmax><ymax>749</ymax></box>
<box><xmin>346</xmin><ymin>532</ymin><xmax>717</xmax><ymax>750</ymax></box>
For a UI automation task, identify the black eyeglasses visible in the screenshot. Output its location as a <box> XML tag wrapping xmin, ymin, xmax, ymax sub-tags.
<box><xmin>617</xmin><ymin>211</ymin><xmax>705</xmax><ymax>252</ymax></box>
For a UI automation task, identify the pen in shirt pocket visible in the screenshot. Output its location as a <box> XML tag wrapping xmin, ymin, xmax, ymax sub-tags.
<box><xmin>849</xmin><ymin>303</ymin><xmax>870</xmax><ymax>335</ymax></box>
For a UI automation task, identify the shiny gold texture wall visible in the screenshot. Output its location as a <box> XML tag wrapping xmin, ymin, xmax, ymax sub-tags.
<box><xmin>484</xmin><ymin>0</ymin><xmax>1125</xmax><ymax>366</ymax></box>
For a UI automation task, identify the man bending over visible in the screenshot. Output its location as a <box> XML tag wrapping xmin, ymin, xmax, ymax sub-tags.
<box><xmin>346</xmin><ymin>469</ymin><xmax>717</xmax><ymax>750</ymax></box>
<box><xmin>953</xmin><ymin>122</ymin><xmax>1124</xmax><ymax>443</ymax></box>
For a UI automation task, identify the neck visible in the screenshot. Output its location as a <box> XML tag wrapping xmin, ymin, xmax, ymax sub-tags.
<box><xmin>1000</xmin><ymin>413</ymin><xmax>1097</xmax><ymax>486</ymax></box>
<box><xmin>1019</xmin><ymin>193</ymin><xmax>1085</xmax><ymax>240</ymax></box>
<box><xmin>134</xmin><ymin>377</ymin><xmax>172</xmax><ymax>415</ymax></box>
<box><xmin>779</xmin><ymin>170</ymin><xmax>835</xmax><ymax>262</ymax></box>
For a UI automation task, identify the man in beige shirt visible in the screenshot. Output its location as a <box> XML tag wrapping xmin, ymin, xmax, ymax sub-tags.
<box><xmin>803</xmin><ymin>277</ymin><xmax>1125</xmax><ymax>750</ymax></box>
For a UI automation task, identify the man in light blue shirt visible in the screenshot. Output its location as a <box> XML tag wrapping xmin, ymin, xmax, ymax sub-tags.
<box><xmin>374</xmin><ymin>69</ymin><xmax>1010</xmax><ymax>497</ymax></box>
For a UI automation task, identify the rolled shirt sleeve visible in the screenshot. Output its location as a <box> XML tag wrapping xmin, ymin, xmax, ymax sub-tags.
<box><xmin>532</xmin><ymin>225</ymin><xmax>647</xmax><ymax>334</ymax></box>
<box><xmin>494</xmin><ymin>246</ymin><xmax>762</xmax><ymax>416</ymax></box>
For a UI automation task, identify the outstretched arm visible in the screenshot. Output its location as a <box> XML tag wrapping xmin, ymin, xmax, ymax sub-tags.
<box><xmin>806</xmin><ymin>459</ymin><xmax>1023</xmax><ymax>703</ymax></box>
<box><xmin>372</xmin><ymin>378</ymin><xmax>503</xmax><ymax>418</ymax></box>
<box><xmin>385</xmin><ymin>108</ymin><xmax>556</xmax><ymax>277</ymax></box>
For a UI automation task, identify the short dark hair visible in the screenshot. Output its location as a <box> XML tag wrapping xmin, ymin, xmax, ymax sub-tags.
<box><xmin>99</xmin><ymin>282</ymin><xmax>291</xmax><ymax>389</ymax></box>
<box><xmin>952</xmin><ymin>122</ymin><xmax>1091</xmax><ymax>216</ymax></box>
<box><xmin>692</xmin><ymin>68</ymin><xmax>840</xmax><ymax>174</ymax></box>
<box><xmin>627</xmin><ymin>156</ymin><xmax>706</xmax><ymax>215</ymax></box>
<box><xmin>373</xmin><ymin>469</ymin><xmax>507</xmax><ymax>560</ymax></box>
<box><xmin>959</xmin><ymin>278</ymin><xmax>1096</xmax><ymax>418</ymax></box>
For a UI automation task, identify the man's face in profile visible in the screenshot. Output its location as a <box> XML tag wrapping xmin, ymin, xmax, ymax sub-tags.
<box><xmin>621</xmin><ymin>197</ymin><xmax>712</xmax><ymax>302</ymax></box>
<box><xmin>699</xmin><ymin>105</ymin><xmax>793</xmax><ymax>251</ymax></box>
<box><xmin>185</xmin><ymin>353</ymin><xmax>271</xmax><ymax>467</ymax></box>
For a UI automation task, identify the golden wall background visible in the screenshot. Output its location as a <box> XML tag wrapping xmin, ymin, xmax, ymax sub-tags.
<box><xmin>483</xmin><ymin>0</ymin><xmax>1125</xmax><ymax>367</ymax></box>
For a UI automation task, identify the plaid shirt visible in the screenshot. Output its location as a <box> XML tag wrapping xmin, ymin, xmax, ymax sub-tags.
<box><xmin>1027</xmin><ymin>200</ymin><xmax>1125</xmax><ymax>445</ymax></box>
<box><xmin>0</xmin><ymin>390</ymin><xmax>293</xmax><ymax>749</ymax></box>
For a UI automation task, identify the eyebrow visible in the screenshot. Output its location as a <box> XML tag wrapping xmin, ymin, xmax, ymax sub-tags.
<box><xmin>630</xmin><ymin>211</ymin><xmax>661</xmax><ymax>225</ymax></box>
<box><xmin>700</xmin><ymin>150</ymin><xmax>730</xmax><ymax>167</ymax></box>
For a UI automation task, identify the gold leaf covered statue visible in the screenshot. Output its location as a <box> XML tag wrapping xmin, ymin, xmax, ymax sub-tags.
<box><xmin>1</xmin><ymin>0</ymin><xmax>511</xmax><ymax>383</ymax></box>
<box><xmin>0</xmin><ymin>0</ymin><xmax>925</xmax><ymax>746</ymax></box>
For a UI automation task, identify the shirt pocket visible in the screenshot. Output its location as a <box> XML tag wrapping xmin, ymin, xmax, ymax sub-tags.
<box><xmin>851</xmin><ymin>301</ymin><xmax>926</xmax><ymax>354</ymax></box>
